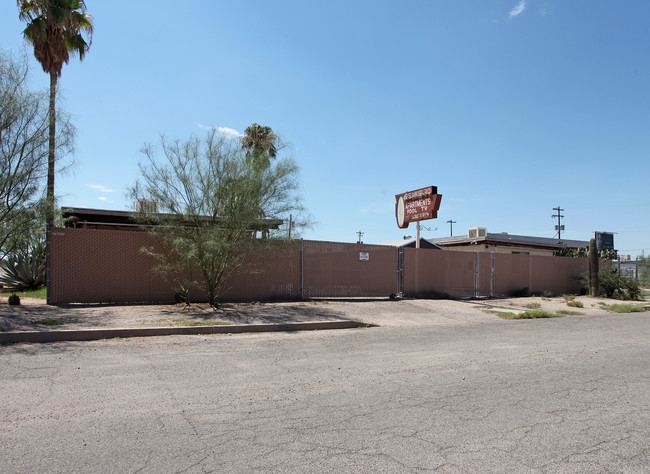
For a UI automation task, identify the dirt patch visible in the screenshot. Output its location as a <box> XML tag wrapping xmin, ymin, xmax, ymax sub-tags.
<box><xmin>1</xmin><ymin>295</ymin><xmax>644</xmax><ymax>333</ymax></box>
<box><xmin>470</xmin><ymin>295</ymin><xmax>647</xmax><ymax>316</ymax></box>
<box><xmin>0</xmin><ymin>299</ymin><xmax>350</xmax><ymax>332</ymax></box>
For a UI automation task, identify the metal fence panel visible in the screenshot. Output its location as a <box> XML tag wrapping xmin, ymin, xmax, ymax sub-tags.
<box><xmin>50</xmin><ymin>228</ymin><xmax>596</xmax><ymax>304</ymax></box>
<box><xmin>403</xmin><ymin>248</ymin><xmax>476</xmax><ymax>298</ymax></box>
<box><xmin>302</xmin><ymin>240</ymin><xmax>397</xmax><ymax>297</ymax></box>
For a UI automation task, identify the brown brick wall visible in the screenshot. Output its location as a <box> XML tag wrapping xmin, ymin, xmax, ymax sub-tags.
<box><xmin>49</xmin><ymin>228</ymin><xmax>591</xmax><ymax>304</ymax></box>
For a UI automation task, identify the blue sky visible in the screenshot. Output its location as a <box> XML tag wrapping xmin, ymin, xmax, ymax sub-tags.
<box><xmin>2</xmin><ymin>1</ymin><xmax>649</xmax><ymax>256</ymax></box>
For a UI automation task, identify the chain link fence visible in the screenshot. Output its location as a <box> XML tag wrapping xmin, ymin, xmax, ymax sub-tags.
<box><xmin>616</xmin><ymin>260</ymin><xmax>650</xmax><ymax>289</ymax></box>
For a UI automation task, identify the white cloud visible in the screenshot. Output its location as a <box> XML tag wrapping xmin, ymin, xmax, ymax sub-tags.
<box><xmin>87</xmin><ymin>184</ymin><xmax>115</xmax><ymax>193</ymax></box>
<box><xmin>217</xmin><ymin>126</ymin><xmax>243</xmax><ymax>138</ymax></box>
<box><xmin>97</xmin><ymin>196</ymin><xmax>115</xmax><ymax>203</ymax></box>
<box><xmin>197</xmin><ymin>124</ymin><xmax>243</xmax><ymax>138</ymax></box>
<box><xmin>509</xmin><ymin>0</ymin><xmax>526</xmax><ymax>19</ymax></box>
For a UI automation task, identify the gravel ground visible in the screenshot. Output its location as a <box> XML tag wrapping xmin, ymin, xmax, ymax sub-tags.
<box><xmin>0</xmin><ymin>298</ymin><xmax>349</xmax><ymax>332</ymax></box>
<box><xmin>0</xmin><ymin>294</ymin><xmax>646</xmax><ymax>333</ymax></box>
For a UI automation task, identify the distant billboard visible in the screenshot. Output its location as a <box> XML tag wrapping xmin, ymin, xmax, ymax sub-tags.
<box><xmin>596</xmin><ymin>232</ymin><xmax>614</xmax><ymax>250</ymax></box>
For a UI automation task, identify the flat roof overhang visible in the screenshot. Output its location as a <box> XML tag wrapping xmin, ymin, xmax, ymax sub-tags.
<box><xmin>61</xmin><ymin>207</ymin><xmax>284</xmax><ymax>232</ymax></box>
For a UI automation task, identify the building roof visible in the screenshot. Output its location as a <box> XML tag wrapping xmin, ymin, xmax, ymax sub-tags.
<box><xmin>61</xmin><ymin>207</ymin><xmax>284</xmax><ymax>232</ymax></box>
<box><xmin>429</xmin><ymin>232</ymin><xmax>589</xmax><ymax>250</ymax></box>
<box><xmin>378</xmin><ymin>237</ymin><xmax>445</xmax><ymax>250</ymax></box>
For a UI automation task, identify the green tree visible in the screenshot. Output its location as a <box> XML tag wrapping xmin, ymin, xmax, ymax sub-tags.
<box><xmin>17</xmin><ymin>0</ymin><xmax>92</xmax><ymax>229</ymax></box>
<box><xmin>0</xmin><ymin>48</ymin><xmax>74</xmax><ymax>260</ymax></box>
<box><xmin>131</xmin><ymin>129</ymin><xmax>304</xmax><ymax>307</ymax></box>
<box><xmin>241</xmin><ymin>123</ymin><xmax>281</xmax><ymax>172</ymax></box>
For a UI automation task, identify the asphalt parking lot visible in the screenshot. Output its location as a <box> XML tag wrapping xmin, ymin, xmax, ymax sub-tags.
<box><xmin>1</xmin><ymin>301</ymin><xmax>648</xmax><ymax>472</ymax></box>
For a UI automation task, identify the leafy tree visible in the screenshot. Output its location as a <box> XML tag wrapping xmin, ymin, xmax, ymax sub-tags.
<box><xmin>131</xmin><ymin>129</ymin><xmax>304</xmax><ymax>307</ymax></box>
<box><xmin>17</xmin><ymin>0</ymin><xmax>92</xmax><ymax>228</ymax></box>
<box><xmin>0</xmin><ymin>48</ymin><xmax>74</xmax><ymax>260</ymax></box>
<box><xmin>241</xmin><ymin>123</ymin><xmax>281</xmax><ymax>172</ymax></box>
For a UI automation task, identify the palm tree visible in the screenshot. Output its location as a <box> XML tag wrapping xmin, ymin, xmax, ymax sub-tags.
<box><xmin>241</xmin><ymin>123</ymin><xmax>279</xmax><ymax>172</ymax></box>
<box><xmin>18</xmin><ymin>0</ymin><xmax>93</xmax><ymax>228</ymax></box>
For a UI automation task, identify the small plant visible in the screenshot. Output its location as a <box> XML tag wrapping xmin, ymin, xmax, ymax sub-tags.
<box><xmin>32</xmin><ymin>319</ymin><xmax>64</xmax><ymax>326</ymax></box>
<box><xmin>555</xmin><ymin>310</ymin><xmax>584</xmax><ymax>316</ymax></box>
<box><xmin>525</xmin><ymin>302</ymin><xmax>541</xmax><ymax>309</ymax></box>
<box><xmin>486</xmin><ymin>309</ymin><xmax>583</xmax><ymax>319</ymax></box>
<box><xmin>8</xmin><ymin>294</ymin><xmax>21</xmax><ymax>305</ymax></box>
<box><xmin>600</xmin><ymin>304</ymin><xmax>645</xmax><ymax>313</ymax></box>
<box><xmin>562</xmin><ymin>294</ymin><xmax>576</xmax><ymax>302</ymax></box>
<box><xmin>496</xmin><ymin>309</ymin><xmax>558</xmax><ymax>319</ymax></box>
<box><xmin>0</xmin><ymin>249</ymin><xmax>45</xmax><ymax>292</ymax></box>
<box><xmin>567</xmin><ymin>301</ymin><xmax>584</xmax><ymax>308</ymax></box>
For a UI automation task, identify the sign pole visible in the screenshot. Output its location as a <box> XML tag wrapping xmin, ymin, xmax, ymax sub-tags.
<box><xmin>416</xmin><ymin>222</ymin><xmax>421</xmax><ymax>249</ymax></box>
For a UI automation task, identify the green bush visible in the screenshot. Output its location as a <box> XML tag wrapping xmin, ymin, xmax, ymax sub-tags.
<box><xmin>0</xmin><ymin>248</ymin><xmax>45</xmax><ymax>292</ymax></box>
<box><xmin>598</xmin><ymin>269</ymin><xmax>640</xmax><ymax>300</ymax></box>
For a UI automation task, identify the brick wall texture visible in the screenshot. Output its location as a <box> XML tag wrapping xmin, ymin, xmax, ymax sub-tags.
<box><xmin>49</xmin><ymin>228</ymin><xmax>589</xmax><ymax>304</ymax></box>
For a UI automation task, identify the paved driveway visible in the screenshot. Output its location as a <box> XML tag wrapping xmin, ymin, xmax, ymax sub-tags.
<box><xmin>1</xmin><ymin>305</ymin><xmax>648</xmax><ymax>472</ymax></box>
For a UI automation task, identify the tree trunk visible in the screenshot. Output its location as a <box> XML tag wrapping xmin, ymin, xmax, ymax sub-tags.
<box><xmin>47</xmin><ymin>73</ymin><xmax>57</xmax><ymax>228</ymax></box>
<box><xmin>46</xmin><ymin>73</ymin><xmax>57</xmax><ymax>304</ymax></box>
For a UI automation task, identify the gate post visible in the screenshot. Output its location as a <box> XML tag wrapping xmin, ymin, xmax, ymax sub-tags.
<box><xmin>300</xmin><ymin>238</ymin><xmax>304</xmax><ymax>299</ymax></box>
<box><xmin>490</xmin><ymin>251</ymin><xmax>495</xmax><ymax>297</ymax></box>
<box><xmin>474</xmin><ymin>251</ymin><xmax>479</xmax><ymax>298</ymax></box>
<box><xmin>396</xmin><ymin>247</ymin><xmax>405</xmax><ymax>296</ymax></box>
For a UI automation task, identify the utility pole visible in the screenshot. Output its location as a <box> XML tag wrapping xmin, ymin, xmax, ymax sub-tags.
<box><xmin>552</xmin><ymin>206</ymin><xmax>565</xmax><ymax>240</ymax></box>
<box><xmin>356</xmin><ymin>231</ymin><xmax>364</xmax><ymax>244</ymax></box>
<box><xmin>446</xmin><ymin>220</ymin><xmax>456</xmax><ymax>237</ymax></box>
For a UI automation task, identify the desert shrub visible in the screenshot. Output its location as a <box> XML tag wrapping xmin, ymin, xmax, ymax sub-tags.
<box><xmin>525</xmin><ymin>302</ymin><xmax>541</xmax><ymax>309</ymax></box>
<box><xmin>0</xmin><ymin>247</ymin><xmax>45</xmax><ymax>292</ymax></box>
<box><xmin>598</xmin><ymin>269</ymin><xmax>640</xmax><ymax>300</ymax></box>
<box><xmin>567</xmin><ymin>300</ymin><xmax>584</xmax><ymax>308</ymax></box>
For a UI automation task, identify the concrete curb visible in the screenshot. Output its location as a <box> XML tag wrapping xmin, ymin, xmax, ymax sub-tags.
<box><xmin>0</xmin><ymin>320</ymin><xmax>364</xmax><ymax>345</ymax></box>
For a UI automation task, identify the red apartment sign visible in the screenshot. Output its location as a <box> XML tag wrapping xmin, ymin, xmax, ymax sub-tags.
<box><xmin>395</xmin><ymin>186</ymin><xmax>442</xmax><ymax>229</ymax></box>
